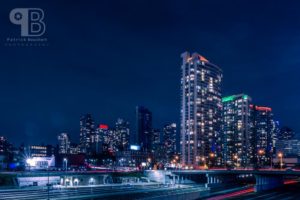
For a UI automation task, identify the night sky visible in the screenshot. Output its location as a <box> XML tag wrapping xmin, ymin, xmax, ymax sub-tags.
<box><xmin>1</xmin><ymin>0</ymin><xmax>300</xmax><ymax>146</ymax></box>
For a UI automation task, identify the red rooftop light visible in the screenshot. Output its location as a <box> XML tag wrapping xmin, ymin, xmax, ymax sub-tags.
<box><xmin>99</xmin><ymin>124</ymin><xmax>108</xmax><ymax>129</ymax></box>
<box><xmin>250</xmin><ymin>104</ymin><xmax>272</xmax><ymax>112</ymax></box>
<box><xmin>256</xmin><ymin>106</ymin><xmax>272</xmax><ymax>111</ymax></box>
<box><xmin>198</xmin><ymin>55</ymin><xmax>209</xmax><ymax>62</ymax></box>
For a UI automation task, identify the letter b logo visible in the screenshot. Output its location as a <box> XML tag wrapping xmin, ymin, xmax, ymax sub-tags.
<box><xmin>9</xmin><ymin>8</ymin><xmax>46</xmax><ymax>37</ymax></box>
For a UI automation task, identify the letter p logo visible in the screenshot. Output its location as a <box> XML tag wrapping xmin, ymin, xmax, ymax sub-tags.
<box><xmin>9</xmin><ymin>8</ymin><xmax>46</xmax><ymax>37</ymax></box>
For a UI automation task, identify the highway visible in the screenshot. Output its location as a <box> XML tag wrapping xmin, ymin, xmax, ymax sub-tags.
<box><xmin>203</xmin><ymin>180</ymin><xmax>300</xmax><ymax>200</ymax></box>
<box><xmin>0</xmin><ymin>184</ymin><xmax>207</xmax><ymax>200</ymax></box>
<box><xmin>225</xmin><ymin>182</ymin><xmax>300</xmax><ymax>200</ymax></box>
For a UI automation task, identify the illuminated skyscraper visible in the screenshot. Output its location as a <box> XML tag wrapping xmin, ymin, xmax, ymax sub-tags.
<box><xmin>96</xmin><ymin>120</ymin><xmax>130</xmax><ymax>153</ymax></box>
<box><xmin>278</xmin><ymin>126</ymin><xmax>295</xmax><ymax>140</ymax></box>
<box><xmin>0</xmin><ymin>136</ymin><xmax>12</xmax><ymax>155</ymax></box>
<box><xmin>180</xmin><ymin>52</ymin><xmax>223</xmax><ymax>168</ymax></box>
<box><xmin>79</xmin><ymin>114</ymin><xmax>95</xmax><ymax>154</ymax></box>
<box><xmin>163</xmin><ymin>123</ymin><xmax>177</xmax><ymax>158</ymax></box>
<box><xmin>136</xmin><ymin>106</ymin><xmax>152</xmax><ymax>151</ymax></box>
<box><xmin>0</xmin><ymin>136</ymin><xmax>13</xmax><ymax>169</ymax></box>
<box><xmin>57</xmin><ymin>133</ymin><xmax>71</xmax><ymax>154</ymax></box>
<box><xmin>115</xmin><ymin>118</ymin><xmax>130</xmax><ymax>151</ymax></box>
<box><xmin>29</xmin><ymin>145</ymin><xmax>48</xmax><ymax>157</ymax></box>
<box><xmin>152</xmin><ymin>128</ymin><xmax>161</xmax><ymax>149</ymax></box>
<box><xmin>97</xmin><ymin>124</ymin><xmax>110</xmax><ymax>152</ymax></box>
<box><xmin>222</xmin><ymin>94</ymin><xmax>252</xmax><ymax>168</ymax></box>
<box><xmin>250</xmin><ymin>105</ymin><xmax>275</xmax><ymax>167</ymax></box>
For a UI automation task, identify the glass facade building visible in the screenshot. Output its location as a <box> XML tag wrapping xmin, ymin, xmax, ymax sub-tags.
<box><xmin>180</xmin><ymin>52</ymin><xmax>223</xmax><ymax>168</ymax></box>
<box><xmin>250</xmin><ymin>105</ymin><xmax>275</xmax><ymax>167</ymax></box>
<box><xmin>58</xmin><ymin>133</ymin><xmax>71</xmax><ymax>154</ymax></box>
<box><xmin>222</xmin><ymin>94</ymin><xmax>252</xmax><ymax>168</ymax></box>
<box><xmin>115</xmin><ymin>118</ymin><xmax>130</xmax><ymax>151</ymax></box>
<box><xmin>136</xmin><ymin>106</ymin><xmax>152</xmax><ymax>151</ymax></box>
<box><xmin>163</xmin><ymin>123</ymin><xmax>177</xmax><ymax>159</ymax></box>
<box><xmin>79</xmin><ymin>114</ymin><xmax>96</xmax><ymax>154</ymax></box>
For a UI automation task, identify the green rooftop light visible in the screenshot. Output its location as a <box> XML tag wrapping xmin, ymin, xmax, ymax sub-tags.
<box><xmin>222</xmin><ymin>95</ymin><xmax>236</xmax><ymax>102</ymax></box>
<box><xmin>243</xmin><ymin>95</ymin><xmax>248</xmax><ymax>100</ymax></box>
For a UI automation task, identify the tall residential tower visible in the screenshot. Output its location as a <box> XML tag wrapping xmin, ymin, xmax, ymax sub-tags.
<box><xmin>250</xmin><ymin>104</ymin><xmax>275</xmax><ymax>167</ymax></box>
<box><xmin>180</xmin><ymin>52</ymin><xmax>223</xmax><ymax>168</ymax></box>
<box><xmin>222</xmin><ymin>94</ymin><xmax>252</xmax><ymax>168</ymax></box>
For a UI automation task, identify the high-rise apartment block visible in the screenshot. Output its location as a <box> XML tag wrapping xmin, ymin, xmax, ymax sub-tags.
<box><xmin>180</xmin><ymin>52</ymin><xmax>223</xmax><ymax>168</ymax></box>
<box><xmin>222</xmin><ymin>94</ymin><xmax>252</xmax><ymax>168</ymax></box>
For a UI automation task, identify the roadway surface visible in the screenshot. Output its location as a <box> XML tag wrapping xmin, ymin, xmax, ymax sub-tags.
<box><xmin>226</xmin><ymin>182</ymin><xmax>300</xmax><ymax>200</ymax></box>
<box><xmin>172</xmin><ymin>168</ymin><xmax>300</xmax><ymax>176</ymax></box>
<box><xmin>202</xmin><ymin>181</ymin><xmax>300</xmax><ymax>200</ymax></box>
<box><xmin>0</xmin><ymin>183</ymin><xmax>207</xmax><ymax>200</ymax></box>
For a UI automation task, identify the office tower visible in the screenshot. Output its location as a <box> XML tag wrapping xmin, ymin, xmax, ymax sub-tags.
<box><xmin>69</xmin><ymin>143</ymin><xmax>80</xmax><ymax>154</ymax></box>
<box><xmin>115</xmin><ymin>118</ymin><xmax>130</xmax><ymax>151</ymax></box>
<box><xmin>90</xmin><ymin>131</ymin><xmax>100</xmax><ymax>154</ymax></box>
<box><xmin>276</xmin><ymin>139</ymin><xmax>300</xmax><ymax>157</ymax></box>
<box><xmin>97</xmin><ymin>124</ymin><xmax>110</xmax><ymax>152</ymax></box>
<box><xmin>181</xmin><ymin>52</ymin><xmax>223</xmax><ymax>168</ymax></box>
<box><xmin>152</xmin><ymin>129</ymin><xmax>161</xmax><ymax>147</ymax></box>
<box><xmin>97</xmin><ymin>124</ymin><xmax>118</xmax><ymax>152</ymax></box>
<box><xmin>273</xmin><ymin>120</ymin><xmax>280</xmax><ymax>153</ymax></box>
<box><xmin>151</xmin><ymin>128</ymin><xmax>162</xmax><ymax>155</ymax></box>
<box><xmin>57</xmin><ymin>133</ymin><xmax>71</xmax><ymax>154</ymax></box>
<box><xmin>29</xmin><ymin>145</ymin><xmax>47</xmax><ymax>157</ymax></box>
<box><xmin>151</xmin><ymin>128</ymin><xmax>167</xmax><ymax>163</ymax></box>
<box><xmin>278</xmin><ymin>126</ymin><xmax>295</xmax><ymax>140</ymax></box>
<box><xmin>250</xmin><ymin>105</ymin><xmax>275</xmax><ymax>167</ymax></box>
<box><xmin>0</xmin><ymin>136</ymin><xmax>12</xmax><ymax>155</ymax></box>
<box><xmin>46</xmin><ymin>145</ymin><xmax>55</xmax><ymax>157</ymax></box>
<box><xmin>163</xmin><ymin>123</ymin><xmax>177</xmax><ymax>159</ymax></box>
<box><xmin>222</xmin><ymin>94</ymin><xmax>252</xmax><ymax>168</ymax></box>
<box><xmin>136</xmin><ymin>106</ymin><xmax>152</xmax><ymax>151</ymax></box>
<box><xmin>79</xmin><ymin>114</ymin><xmax>95</xmax><ymax>154</ymax></box>
<box><xmin>0</xmin><ymin>137</ymin><xmax>13</xmax><ymax>169</ymax></box>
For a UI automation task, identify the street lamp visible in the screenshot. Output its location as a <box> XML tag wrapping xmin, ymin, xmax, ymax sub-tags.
<box><xmin>258</xmin><ymin>149</ymin><xmax>265</xmax><ymax>168</ymax></box>
<box><xmin>200</xmin><ymin>157</ymin><xmax>207</xmax><ymax>169</ymax></box>
<box><xmin>258</xmin><ymin>149</ymin><xmax>264</xmax><ymax>155</ymax></box>
<box><xmin>270</xmin><ymin>150</ymin><xmax>274</xmax><ymax>169</ymax></box>
<box><xmin>233</xmin><ymin>155</ymin><xmax>238</xmax><ymax>169</ymax></box>
<box><xmin>209</xmin><ymin>153</ymin><xmax>215</xmax><ymax>168</ymax></box>
<box><xmin>63</xmin><ymin>158</ymin><xmax>68</xmax><ymax>171</ymax></box>
<box><xmin>278</xmin><ymin>152</ymin><xmax>283</xmax><ymax>170</ymax></box>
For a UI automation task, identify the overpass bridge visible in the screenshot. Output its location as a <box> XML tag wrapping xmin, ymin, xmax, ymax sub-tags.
<box><xmin>146</xmin><ymin>169</ymin><xmax>300</xmax><ymax>192</ymax></box>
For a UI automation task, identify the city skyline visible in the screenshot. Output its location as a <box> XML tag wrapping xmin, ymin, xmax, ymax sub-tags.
<box><xmin>1</xmin><ymin>0</ymin><xmax>300</xmax><ymax>146</ymax></box>
<box><xmin>2</xmin><ymin>2</ymin><xmax>300</xmax><ymax>199</ymax></box>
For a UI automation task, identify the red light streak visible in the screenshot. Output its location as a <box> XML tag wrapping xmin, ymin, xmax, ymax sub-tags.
<box><xmin>207</xmin><ymin>188</ymin><xmax>254</xmax><ymax>200</ymax></box>
<box><xmin>207</xmin><ymin>180</ymin><xmax>298</xmax><ymax>200</ymax></box>
<box><xmin>284</xmin><ymin>180</ymin><xmax>298</xmax><ymax>185</ymax></box>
